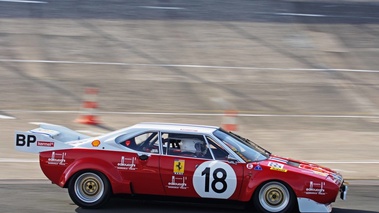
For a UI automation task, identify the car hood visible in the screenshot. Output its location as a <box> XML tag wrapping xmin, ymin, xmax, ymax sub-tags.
<box><xmin>268</xmin><ymin>155</ymin><xmax>344</xmax><ymax>185</ymax></box>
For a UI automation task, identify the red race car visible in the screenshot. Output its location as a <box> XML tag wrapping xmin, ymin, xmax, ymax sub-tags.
<box><xmin>15</xmin><ymin>122</ymin><xmax>347</xmax><ymax>213</ymax></box>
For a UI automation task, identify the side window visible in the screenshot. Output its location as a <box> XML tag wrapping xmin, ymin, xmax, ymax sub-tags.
<box><xmin>120</xmin><ymin>132</ymin><xmax>160</xmax><ymax>154</ymax></box>
<box><xmin>162</xmin><ymin>133</ymin><xmax>212</xmax><ymax>159</ymax></box>
<box><xmin>206</xmin><ymin>136</ymin><xmax>229</xmax><ymax>160</ymax></box>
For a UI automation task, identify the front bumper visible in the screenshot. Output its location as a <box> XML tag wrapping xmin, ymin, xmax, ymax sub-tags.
<box><xmin>298</xmin><ymin>180</ymin><xmax>348</xmax><ymax>212</ymax></box>
<box><xmin>297</xmin><ymin>198</ymin><xmax>332</xmax><ymax>213</ymax></box>
<box><xmin>340</xmin><ymin>181</ymin><xmax>348</xmax><ymax>200</ymax></box>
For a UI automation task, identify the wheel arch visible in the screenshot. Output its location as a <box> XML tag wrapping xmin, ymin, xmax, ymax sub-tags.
<box><xmin>241</xmin><ymin>176</ymin><xmax>297</xmax><ymax>201</ymax></box>
<box><xmin>60</xmin><ymin>158</ymin><xmax>131</xmax><ymax>194</ymax></box>
<box><xmin>65</xmin><ymin>169</ymin><xmax>112</xmax><ymax>191</ymax></box>
<box><xmin>67</xmin><ymin>170</ymin><xmax>111</xmax><ymax>208</ymax></box>
<box><xmin>251</xmin><ymin>179</ymin><xmax>299</xmax><ymax>213</ymax></box>
<box><xmin>252</xmin><ymin>179</ymin><xmax>296</xmax><ymax>198</ymax></box>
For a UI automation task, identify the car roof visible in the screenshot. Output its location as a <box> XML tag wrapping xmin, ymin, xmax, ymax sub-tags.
<box><xmin>131</xmin><ymin>122</ymin><xmax>220</xmax><ymax>134</ymax></box>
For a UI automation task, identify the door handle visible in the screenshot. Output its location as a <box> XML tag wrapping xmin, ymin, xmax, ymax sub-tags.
<box><xmin>138</xmin><ymin>154</ymin><xmax>149</xmax><ymax>161</ymax></box>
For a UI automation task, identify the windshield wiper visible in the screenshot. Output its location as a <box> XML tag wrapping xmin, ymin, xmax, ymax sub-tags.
<box><xmin>246</xmin><ymin>137</ymin><xmax>271</xmax><ymax>156</ymax></box>
<box><xmin>228</xmin><ymin>131</ymin><xmax>271</xmax><ymax>156</ymax></box>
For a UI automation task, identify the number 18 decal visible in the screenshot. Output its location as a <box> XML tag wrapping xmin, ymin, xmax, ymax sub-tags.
<box><xmin>193</xmin><ymin>161</ymin><xmax>237</xmax><ymax>199</ymax></box>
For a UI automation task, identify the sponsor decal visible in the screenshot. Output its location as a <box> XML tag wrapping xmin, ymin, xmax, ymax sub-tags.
<box><xmin>48</xmin><ymin>152</ymin><xmax>66</xmax><ymax>165</ymax></box>
<box><xmin>306</xmin><ymin>181</ymin><xmax>326</xmax><ymax>195</ymax></box>
<box><xmin>168</xmin><ymin>176</ymin><xmax>188</xmax><ymax>189</ymax></box>
<box><xmin>270</xmin><ymin>167</ymin><xmax>287</xmax><ymax>172</ymax></box>
<box><xmin>173</xmin><ymin>159</ymin><xmax>185</xmax><ymax>175</ymax></box>
<box><xmin>15</xmin><ymin>134</ymin><xmax>36</xmax><ymax>147</ymax></box>
<box><xmin>246</xmin><ymin>163</ymin><xmax>254</xmax><ymax>170</ymax></box>
<box><xmin>254</xmin><ymin>164</ymin><xmax>263</xmax><ymax>171</ymax></box>
<box><xmin>268</xmin><ymin>162</ymin><xmax>287</xmax><ymax>172</ymax></box>
<box><xmin>193</xmin><ymin>161</ymin><xmax>237</xmax><ymax>199</ymax></box>
<box><xmin>268</xmin><ymin>161</ymin><xmax>284</xmax><ymax>168</ymax></box>
<box><xmin>92</xmin><ymin>140</ymin><xmax>101</xmax><ymax>147</ymax></box>
<box><xmin>117</xmin><ymin>156</ymin><xmax>137</xmax><ymax>170</ymax></box>
<box><xmin>37</xmin><ymin>141</ymin><xmax>54</xmax><ymax>147</ymax></box>
<box><xmin>247</xmin><ymin>163</ymin><xmax>262</xmax><ymax>171</ymax></box>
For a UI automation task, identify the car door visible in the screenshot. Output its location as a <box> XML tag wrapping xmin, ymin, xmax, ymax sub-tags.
<box><xmin>114</xmin><ymin>131</ymin><xmax>165</xmax><ymax>195</ymax></box>
<box><xmin>159</xmin><ymin>132</ymin><xmax>244</xmax><ymax>200</ymax></box>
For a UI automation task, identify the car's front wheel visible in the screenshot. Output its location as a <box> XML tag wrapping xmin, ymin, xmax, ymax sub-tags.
<box><xmin>68</xmin><ymin>171</ymin><xmax>111</xmax><ymax>208</ymax></box>
<box><xmin>253</xmin><ymin>181</ymin><xmax>296</xmax><ymax>213</ymax></box>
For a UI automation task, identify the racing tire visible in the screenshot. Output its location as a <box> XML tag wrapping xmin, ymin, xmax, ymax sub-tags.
<box><xmin>68</xmin><ymin>171</ymin><xmax>111</xmax><ymax>209</ymax></box>
<box><xmin>253</xmin><ymin>181</ymin><xmax>296</xmax><ymax>213</ymax></box>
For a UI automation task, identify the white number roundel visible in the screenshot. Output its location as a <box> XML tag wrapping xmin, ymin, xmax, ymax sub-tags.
<box><xmin>193</xmin><ymin>161</ymin><xmax>237</xmax><ymax>199</ymax></box>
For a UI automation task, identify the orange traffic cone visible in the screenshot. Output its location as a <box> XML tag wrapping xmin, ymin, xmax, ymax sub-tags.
<box><xmin>75</xmin><ymin>87</ymin><xmax>100</xmax><ymax>125</ymax></box>
<box><xmin>222</xmin><ymin>110</ymin><xmax>238</xmax><ymax>131</ymax></box>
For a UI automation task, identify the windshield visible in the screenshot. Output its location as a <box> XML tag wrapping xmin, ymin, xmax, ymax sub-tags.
<box><xmin>213</xmin><ymin>129</ymin><xmax>270</xmax><ymax>162</ymax></box>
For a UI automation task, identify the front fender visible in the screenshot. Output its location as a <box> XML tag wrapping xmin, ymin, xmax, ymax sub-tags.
<box><xmin>59</xmin><ymin>158</ymin><xmax>131</xmax><ymax>194</ymax></box>
<box><xmin>239</xmin><ymin>167</ymin><xmax>302</xmax><ymax>201</ymax></box>
<box><xmin>240</xmin><ymin>167</ymin><xmax>339</xmax><ymax>206</ymax></box>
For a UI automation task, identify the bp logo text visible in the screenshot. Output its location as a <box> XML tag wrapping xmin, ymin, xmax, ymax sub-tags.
<box><xmin>16</xmin><ymin>134</ymin><xmax>37</xmax><ymax>147</ymax></box>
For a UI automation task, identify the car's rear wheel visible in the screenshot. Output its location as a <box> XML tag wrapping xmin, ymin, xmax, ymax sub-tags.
<box><xmin>253</xmin><ymin>181</ymin><xmax>296</xmax><ymax>213</ymax></box>
<box><xmin>68</xmin><ymin>171</ymin><xmax>111</xmax><ymax>208</ymax></box>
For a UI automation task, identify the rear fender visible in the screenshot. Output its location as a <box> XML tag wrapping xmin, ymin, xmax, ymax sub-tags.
<box><xmin>60</xmin><ymin>158</ymin><xmax>131</xmax><ymax>194</ymax></box>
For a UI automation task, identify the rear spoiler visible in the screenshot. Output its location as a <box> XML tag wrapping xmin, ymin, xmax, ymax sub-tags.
<box><xmin>15</xmin><ymin>123</ymin><xmax>90</xmax><ymax>153</ymax></box>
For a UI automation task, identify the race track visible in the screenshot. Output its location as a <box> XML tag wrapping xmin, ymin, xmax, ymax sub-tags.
<box><xmin>0</xmin><ymin>180</ymin><xmax>378</xmax><ymax>213</ymax></box>
<box><xmin>1</xmin><ymin>0</ymin><xmax>379</xmax><ymax>212</ymax></box>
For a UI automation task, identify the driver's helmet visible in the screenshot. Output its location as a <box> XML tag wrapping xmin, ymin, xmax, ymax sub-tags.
<box><xmin>180</xmin><ymin>138</ymin><xmax>207</xmax><ymax>156</ymax></box>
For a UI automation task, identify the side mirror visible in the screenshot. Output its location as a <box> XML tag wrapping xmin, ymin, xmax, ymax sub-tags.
<box><xmin>227</xmin><ymin>155</ymin><xmax>238</xmax><ymax>164</ymax></box>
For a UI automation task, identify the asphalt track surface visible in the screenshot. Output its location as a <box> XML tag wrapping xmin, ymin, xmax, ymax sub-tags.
<box><xmin>1</xmin><ymin>0</ymin><xmax>379</xmax><ymax>212</ymax></box>
<box><xmin>0</xmin><ymin>180</ymin><xmax>378</xmax><ymax>213</ymax></box>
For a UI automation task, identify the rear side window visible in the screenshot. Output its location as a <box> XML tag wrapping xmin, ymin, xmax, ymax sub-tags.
<box><xmin>120</xmin><ymin>132</ymin><xmax>160</xmax><ymax>154</ymax></box>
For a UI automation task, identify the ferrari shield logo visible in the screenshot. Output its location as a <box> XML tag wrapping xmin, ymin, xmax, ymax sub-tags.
<box><xmin>173</xmin><ymin>159</ymin><xmax>185</xmax><ymax>175</ymax></box>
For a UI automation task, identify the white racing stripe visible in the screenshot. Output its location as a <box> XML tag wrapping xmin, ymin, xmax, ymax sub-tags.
<box><xmin>256</xmin><ymin>11</ymin><xmax>379</xmax><ymax>20</ymax></box>
<box><xmin>0</xmin><ymin>59</ymin><xmax>379</xmax><ymax>73</ymax></box>
<box><xmin>275</xmin><ymin>12</ymin><xmax>326</xmax><ymax>17</ymax></box>
<box><xmin>0</xmin><ymin>115</ymin><xmax>15</xmax><ymax>119</ymax></box>
<box><xmin>0</xmin><ymin>158</ymin><xmax>38</xmax><ymax>163</ymax></box>
<box><xmin>0</xmin><ymin>0</ymin><xmax>47</xmax><ymax>3</ymax></box>
<box><xmin>138</xmin><ymin>6</ymin><xmax>185</xmax><ymax>10</ymax></box>
<box><xmin>0</xmin><ymin>180</ymin><xmax>51</xmax><ymax>184</ymax></box>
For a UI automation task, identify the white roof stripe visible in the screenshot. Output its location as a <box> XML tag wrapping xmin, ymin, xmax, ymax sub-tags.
<box><xmin>132</xmin><ymin>122</ymin><xmax>219</xmax><ymax>134</ymax></box>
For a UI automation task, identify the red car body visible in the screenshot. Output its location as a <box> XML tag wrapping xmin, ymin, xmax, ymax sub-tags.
<box><xmin>15</xmin><ymin>122</ymin><xmax>347</xmax><ymax>213</ymax></box>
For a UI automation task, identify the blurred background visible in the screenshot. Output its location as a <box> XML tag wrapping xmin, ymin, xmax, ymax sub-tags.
<box><xmin>1</xmin><ymin>0</ymin><xmax>379</xmax><ymax>180</ymax></box>
<box><xmin>1</xmin><ymin>0</ymin><xmax>379</xmax><ymax>212</ymax></box>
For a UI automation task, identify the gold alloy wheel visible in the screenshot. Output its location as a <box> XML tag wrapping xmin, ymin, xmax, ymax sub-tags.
<box><xmin>265</xmin><ymin>187</ymin><xmax>284</xmax><ymax>206</ymax></box>
<box><xmin>258</xmin><ymin>181</ymin><xmax>290</xmax><ymax>212</ymax></box>
<box><xmin>82</xmin><ymin>177</ymin><xmax>99</xmax><ymax>196</ymax></box>
<box><xmin>74</xmin><ymin>172</ymin><xmax>104</xmax><ymax>203</ymax></box>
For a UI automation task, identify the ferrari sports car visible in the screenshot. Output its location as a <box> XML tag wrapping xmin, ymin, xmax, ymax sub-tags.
<box><xmin>15</xmin><ymin>122</ymin><xmax>347</xmax><ymax>213</ymax></box>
